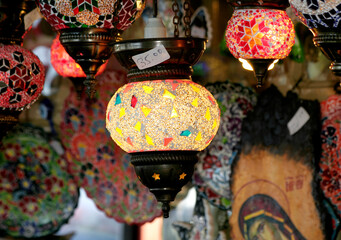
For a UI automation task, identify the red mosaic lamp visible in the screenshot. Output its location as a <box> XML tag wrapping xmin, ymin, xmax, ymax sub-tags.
<box><xmin>50</xmin><ymin>35</ymin><xmax>107</xmax><ymax>97</ymax></box>
<box><xmin>0</xmin><ymin>0</ymin><xmax>45</xmax><ymax>139</ymax></box>
<box><xmin>36</xmin><ymin>0</ymin><xmax>146</xmax><ymax>97</ymax></box>
<box><xmin>225</xmin><ymin>0</ymin><xmax>295</xmax><ymax>87</ymax></box>
<box><xmin>0</xmin><ymin>44</ymin><xmax>45</xmax><ymax>138</ymax></box>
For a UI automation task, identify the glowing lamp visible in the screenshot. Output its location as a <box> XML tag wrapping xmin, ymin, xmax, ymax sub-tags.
<box><xmin>107</xmin><ymin>80</ymin><xmax>220</xmax><ymax>153</ymax></box>
<box><xmin>36</xmin><ymin>0</ymin><xmax>146</xmax><ymax>96</ymax></box>
<box><xmin>50</xmin><ymin>36</ymin><xmax>107</xmax><ymax>96</ymax></box>
<box><xmin>225</xmin><ymin>6</ymin><xmax>295</xmax><ymax>86</ymax></box>
<box><xmin>0</xmin><ymin>44</ymin><xmax>45</xmax><ymax>138</ymax></box>
<box><xmin>106</xmin><ymin>78</ymin><xmax>220</xmax><ymax>217</ymax></box>
<box><xmin>105</xmin><ymin>32</ymin><xmax>220</xmax><ymax>217</ymax></box>
<box><xmin>289</xmin><ymin>0</ymin><xmax>341</xmax><ymax>77</ymax></box>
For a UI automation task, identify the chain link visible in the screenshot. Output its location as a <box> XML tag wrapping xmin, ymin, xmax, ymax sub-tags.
<box><xmin>183</xmin><ymin>0</ymin><xmax>191</xmax><ymax>38</ymax></box>
<box><xmin>113</xmin><ymin>0</ymin><xmax>122</xmax><ymax>38</ymax></box>
<box><xmin>172</xmin><ymin>0</ymin><xmax>180</xmax><ymax>38</ymax></box>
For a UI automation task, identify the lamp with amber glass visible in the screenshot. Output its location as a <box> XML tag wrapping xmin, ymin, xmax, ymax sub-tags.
<box><xmin>225</xmin><ymin>0</ymin><xmax>295</xmax><ymax>87</ymax></box>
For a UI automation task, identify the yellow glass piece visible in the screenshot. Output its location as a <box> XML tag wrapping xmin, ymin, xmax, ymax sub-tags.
<box><xmin>252</xmin><ymin>24</ymin><xmax>259</xmax><ymax>35</ymax></box>
<box><xmin>163</xmin><ymin>89</ymin><xmax>176</xmax><ymax>100</ymax></box>
<box><xmin>205</xmin><ymin>108</ymin><xmax>211</xmax><ymax>121</ymax></box>
<box><xmin>119</xmin><ymin>108</ymin><xmax>126</xmax><ymax>118</ymax></box>
<box><xmin>143</xmin><ymin>86</ymin><xmax>154</xmax><ymax>93</ymax></box>
<box><xmin>191</xmin><ymin>84</ymin><xmax>200</xmax><ymax>93</ymax></box>
<box><xmin>249</xmin><ymin>38</ymin><xmax>256</xmax><ymax>49</ymax></box>
<box><xmin>141</xmin><ymin>105</ymin><xmax>152</xmax><ymax>117</ymax></box>
<box><xmin>152</xmin><ymin>173</ymin><xmax>160</xmax><ymax>180</ymax></box>
<box><xmin>171</xmin><ymin>107</ymin><xmax>178</xmax><ymax>118</ymax></box>
<box><xmin>195</xmin><ymin>132</ymin><xmax>202</xmax><ymax>141</ymax></box>
<box><xmin>116</xmin><ymin>127</ymin><xmax>123</xmax><ymax>137</ymax></box>
<box><xmin>191</xmin><ymin>98</ymin><xmax>199</xmax><ymax>107</ymax></box>
<box><xmin>134</xmin><ymin>121</ymin><xmax>142</xmax><ymax>132</ymax></box>
<box><xmin>245</xmin><ymin>27</ymin><xmax>252</xmax><ymax>36</ymax></box>
<box><xmin>179</xmin><ymin>173</ymin><xmax>187</xmax><ymax>180</ymax></box>
<box><xmin>146</xmin><ymin>134</ymin><xmax>154</xmax><ymax>146</ymax></box>
<box><xmin>212</xmin><ymin>119</ymin><xmax>217</xmax><ymax>130</ymax></box>
<box><xmin>114</xmin><ymin>138</ymin><xmax>122</xmax><ymax>147</ymax></box>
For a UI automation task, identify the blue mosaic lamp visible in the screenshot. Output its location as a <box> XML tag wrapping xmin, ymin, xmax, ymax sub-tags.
<box><xmin>289</xmin><ymin>0</ymin><xmax>341</xmax><ymax>76</ymax></box>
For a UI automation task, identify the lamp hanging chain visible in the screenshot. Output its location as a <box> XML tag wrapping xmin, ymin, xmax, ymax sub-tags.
<box><xmin>172</xmin><ymin>0</ymin><xmax>180</xmax><ymax>38</ymax></box>
<box><xmin>183</xmin><ymin>0</ymin><xmax>192</xmax><ymax>38</ymax></box>
<box><xmin>113</xmin><ymin>0</ymin><xmax>122</xmax><ymax>38</ymax></box>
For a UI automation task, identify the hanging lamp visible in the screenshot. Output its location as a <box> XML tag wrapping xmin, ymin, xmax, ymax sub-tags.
<box><xmin>225</xmin><ymin>0</ymin><xmax>295</xmax><ymax>87</ymax></box>
<box><xmin>0</xmin><ymin>0</ymin><xmax>45</xmax><ymax>139</ymax></box>
<box><xmin>106</xmin><ymin>0</ymin><xmax>220</xmax><ymax>218</ymax></box>
<box><xmin>50</xmin><ymin>35</ymin><xmax>107</xmax><ymax>97</ymax></box>
<box><xmin>289</xmin><ymin>0</ymin><xmax>341</xmax><ymax>79</ymax></box>
<box><xmin>0</xmin><ymin>45</ymin><xmax>45</xmax><ymax>138</ymax></box>
<box><xmin>36</xmin><ymin>0</ymin><xmax>146</xmax><ymax>97</ymax></box>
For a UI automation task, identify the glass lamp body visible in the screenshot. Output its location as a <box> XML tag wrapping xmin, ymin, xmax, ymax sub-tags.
<box><xmin>50</xmin><ymin>36</ymin><xmax>107</xmax><ymax>78</ymax></box>
<box><xmin>225</xmin><ymin>9</ymin><xmax>295</xmax><ymax>60</ymax></box>
<box><xmin>106</xmin><ymin>79</ymin><xmax>220</xmax><ymax>153</ymax></box>
<box><xmin>289</xmin><ymin>0</ymin><xmax>341</xmax><ymax>77</ymax></box>
<box><xmin>0</xmin><ymin>44</ymin><xmax>45</xmax><ymax>110</ymax></box>
<box><xmin>36</xmin><ymin>0</ymin><xmax>145</xmax><ymax>30</ymax></box>
<box><xmin>289</xmin><ymin>0</ymin><xmax>341</xmax><ymax>29</ymax></box>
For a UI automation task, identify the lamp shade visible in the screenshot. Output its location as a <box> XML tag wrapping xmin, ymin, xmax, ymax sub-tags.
<box><xmin>0</xmin><ymin>44</ymin><xmax>45</xmax><ymax>110</ymax></box>
<box><xmin>50</xmin><ymin>36</ymin><xmax>107</xmax><ymax>78</ymax></box>
<box><xmin>225</xmin><ymin>9</ymin><xmax>295</xmax><ymax>60</ymax></box>
<box><xmin>36</xmin><ymin>0</ymin><xmax>145</xmax><ymax>30</ymax></box>
<box><xmin>106</xmin><ymin>79</ymin><xmax>220</xmax><ymax>153</ymax></box>
<box><xmin>289</xmin><ymin>0</ymin><xmax>341</xmax><ymax>29</ymax></box>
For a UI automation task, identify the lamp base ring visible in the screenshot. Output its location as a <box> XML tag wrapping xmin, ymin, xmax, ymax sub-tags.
<box><xmin>130</xmin><ymin>151</ymin><xmax>198</xmax><ymax>218</ymax></box>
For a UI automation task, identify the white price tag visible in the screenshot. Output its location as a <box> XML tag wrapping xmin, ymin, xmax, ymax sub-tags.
<box><xmin>287</xmin><ymin>107</ymin><xmax>310</xmax><ymax>135</ymax></box>
<box><xmin>24</xmin><ymin>8</ymin><xmax>42</xmax><ymax>30</ymax></box>
<box><xmin>132</xmin><ymin>44</ymin><xmax>170</xmax><ymax>70</ymax></box>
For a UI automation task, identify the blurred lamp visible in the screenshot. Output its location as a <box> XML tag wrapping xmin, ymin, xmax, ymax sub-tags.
<box><xmin>225</xmin><ymin>1</ymin><xmax>295</xmax><ymax>87</ymax></box>
<box><xmin>289</xmin><ymin>0</ymin><xmax>341</xmax><ymax>77</ymax></box>
<box><xmin>50</xmin><ymin>35</ymin><xmax>107</xmax><ymax>96</ymax></box>
<box><xmin>36</xmin><ymin>0</ymin><xmax>145</xmax><ymax>96</ymax></box>
<box><xmin>0</xmin><ymin>44</ymin><xmax>45</xmax><ymax>138</ymax></box>
<box><xmin>106</xmin><ymin>0</ymin><xmax>220</xmax><ymax>218</ymax></box>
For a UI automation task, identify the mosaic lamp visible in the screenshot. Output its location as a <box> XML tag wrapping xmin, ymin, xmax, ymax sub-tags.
<box><xmin>106</xmin><ymin>0</ymin><xmax>220</xmax><ymax>218</ymax></box>
<box><xmin>289</xmin><ymin>0</ymin><xmax>341</xmax><ymax>77</ymax></box>
<box><xmin>225</xmin><ymin>0</ymin><xmax>295</xmax><ymax>87</ymax></box>
<box><xmin>50</xmin><ymin>35</ymin><xmax>107</xmax><ymax>97</ymax></box>
<box><xmin>36</xmin><ymin>0</ymin><xmax>145</xmax><ymax>96</ymax></box>
<box><xmin>0</xmin><ymin>44</ymin><xmax>45</xmax><ymax>138</ymax></box>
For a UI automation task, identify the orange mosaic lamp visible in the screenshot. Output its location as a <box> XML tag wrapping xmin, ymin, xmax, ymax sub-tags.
<box><xmin>50</xmin><ymin>36</ymin><xmax>107</xmax><ymax>96</ymax></box>
<box><xmin>107</xmin><ymin>80</ymin><xmax>220</xmax><ymax>153</ymax></box>
<box><xmin>225</xmin><ymin>1</ymin><xmax>295</xmax><ymax>87</ymax></box>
